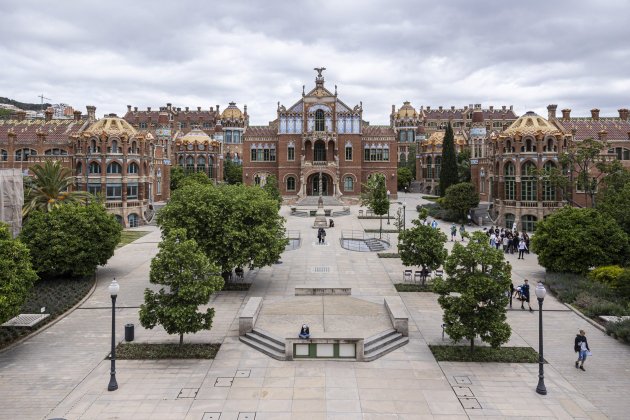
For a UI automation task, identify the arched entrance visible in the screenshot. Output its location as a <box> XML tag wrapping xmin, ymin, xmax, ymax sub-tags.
<box><xmin>307</xmin><ymin>173</ymin><xmax>333</xmax><ymax>196</ymax></box>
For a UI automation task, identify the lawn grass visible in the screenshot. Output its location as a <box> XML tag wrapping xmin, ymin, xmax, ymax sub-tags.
<box><xmin>429</xmin><ymin>345</ymin><xmax>541</xmax><ymax>363</ymax></box>
<box><xmin>395</xmin><ymin>283</ymin><xmax>433</xmax><ymax>292</ymax></box>
<box><xmin>117</xmin><ymin>230</ymin><xmax>151</xmax><ymax>248</ymax></box>
<box><xmin>0</xmin><ymin>275</ymin><xmax>95</xmax><ymax>350</ymax></box>
<box><xmin>115</xmin><ymin>343</ymin><xmax>221</xmax><ymax>359</ymax></box>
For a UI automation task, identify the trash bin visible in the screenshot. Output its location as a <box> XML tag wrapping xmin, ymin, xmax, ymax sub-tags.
<box><xmin>125</xmin><ymin>323</ymin><xmax>134</xmax><ymax>342</ymax></box>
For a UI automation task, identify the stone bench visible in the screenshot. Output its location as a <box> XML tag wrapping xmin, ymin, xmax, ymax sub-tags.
<box><xmin>1</xmin><ymin>313</ymin><xmax>50</xmax><ymax>328</ymax></box>
<box><xmin>295</xmin><ymin>287</ymin><xmax>352</xmax><ymax>296</ymax></box>
<box><xmin>239</xmin><ymin>297</ymin><xmax>263</xmax><ymax>335</ymax></box>
<box><xmin>384</xmin><ymin>296</ymin><xmax>409</xmax><ymax>337</ymax></box>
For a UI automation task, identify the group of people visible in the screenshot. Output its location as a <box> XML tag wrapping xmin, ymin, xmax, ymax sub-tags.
<box><xmin>485</xmin><ymin>226</ymin><xmax>530</xmax><ymax>259</ymax></box>
<box><xmin>450</xmin><ymin>223</ymin><xmax>466</xmax><ymax>241</ymax></box>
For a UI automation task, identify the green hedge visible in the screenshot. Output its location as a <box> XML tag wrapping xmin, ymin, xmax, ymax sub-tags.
<box><xmin>116</xmin><ymin>343</ymin><xmax>221</xmax><ymax>359</ymax></box>
<box><xmin>377</xmin><ymin>253</ymin><xmax>400</xmax><ymax>258</ymax></box>
<box><xmin>429</xmin><ymin>345</ymin><xmax>541</xmax><ymax>363</ymax></box>
<box><xmin>395</xmin><ymin>283</ymin><xmax>433</xmax><ymax>292</ymax></box>
<box><xmin>606</xmin><ymin>319</ymin><xmax>630</xmax><ymax>343</ymax></box>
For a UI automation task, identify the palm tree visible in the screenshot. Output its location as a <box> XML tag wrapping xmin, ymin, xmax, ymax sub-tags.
<box><xmin>23</xmin><ymin>160</ymin><xmax>92</xmax><ymax>217</ymax></box>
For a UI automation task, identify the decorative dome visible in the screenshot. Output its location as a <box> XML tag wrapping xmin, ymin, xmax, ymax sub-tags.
<box><xmin>221</xmin><ymin>102</ymin><xmax>243</xmax><ymax>119</ymax></box>
<box><xmin>396</xmin><ymin>101</ymin><xmax>417</xmax><ymax>119</ymax></box>
<box><xmin>179</xmin><ymin>128</ymin><xmax>213</xmax><ymax>144</ymax></box>
<box><xmin>84</xmin><ymin>114</ymin><xmax>137</xmax><ymax>137</ymax></box>
<box><xmin>503</xmin><ymin>111</ymin><xmax>560</xmax><ymax>137</ymax></box>
<box><xmin>427</xmin><ymin>130</ymin><xmax>466</xmax><ymax>146</ymax></box>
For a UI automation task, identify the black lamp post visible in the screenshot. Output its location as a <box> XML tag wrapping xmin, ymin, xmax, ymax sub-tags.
<box><xmin>535</xmin><ymin>282</ymin><xmax>547</xmax><ymax>395</ymax></box>
<box><xmin>402</xmin><ymin>201</ymin><xmax>407</xmax><ymax>230</ymax></box>
<box><xmin>108</xmin><ymin>279</ymin><xmax>120</xmax><ymax>391</ymax></box>
<box><xmin>387</xmin><ymin>190</ymin><xmax>391</xmax><ymax>225</ymax></box>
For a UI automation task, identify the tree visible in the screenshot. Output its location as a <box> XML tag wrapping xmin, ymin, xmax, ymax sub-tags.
<box><xmin>140</xmin><ymin>229</ymin><xmax>223</xmax><ymax>345</ymax></box>
<box><xmin>439</xmin><ymin>122</ymin><xmax>459</xmax><ymax>196</ymax></box>
<box><xmin>157</xmin><ymin>183</ymin><xmax>287</xmax><ymax>282</ymax></box>
<box><xmin>433</xmin><ymin>231</ymin><xmax>512</xmax><ymax>352</ymax></box>
<box><xmin>531</xmin><ymin>206</ymin><xmax>629</xmax><ymax>274</ymax></box>
<box><xmin>23</xmin><ymin>160</ymin><xmax>92</xmax><ymax>217</ymax></box>
<box><xmin>20</xmin><ymin>203</ymin><xmax>122</xmax><ymax>278</ymax></box>
<box><xmin>560</xmin><ymin>138</ymin><xmax>609</xmax><ymax>207</ymax></box>
<box><xmin>398</xmin><ymin>218</ymin><xmax>448</xmax><ymax>285</ymax></box>
<box><xmin>224</xmin><ymin>159</ymin><xmax>243</xmax><ymax>184</ymax></box>
<box><xmin>170</xmin><ymin>166</ymin><xmax>185</xmax><ymax>191</ymax></box>
<box><xmin>0</xmin><ymin>223</ymin><xmax>38</xmax><ymax>324</ymax></box>
<box><xmin>441</xmin><ymin>182</ymin><xmax>479</xmax><ymax>222</ymax></box>
<box><xmin>597</xmin><ymin>166</ymin><xmax>630</xmax><ymax>235</ymax></box>
<box><xmin>262</xmin><ymin>175</ymin><xmax>282</xmax><ymax>209</ymax></box>
<box><xmin>397</xmin><ymin>167</ymin><xmax>413</xmax><ymax>191</ymax></box>
<box><xmin>457</xmin><ymin>149</ymin><xmax>471</xmax><ymax>183</ymax></box>
<box><xmin>361</xmin><ymin>173</ymin><xmax>389</xmax><ymax>239</ymax></box>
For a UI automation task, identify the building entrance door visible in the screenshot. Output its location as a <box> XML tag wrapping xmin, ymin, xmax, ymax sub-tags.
<box><xmin>308</xmin><ymin>173</ymin><xmax>331</xmax><ymax>196</ymax></box>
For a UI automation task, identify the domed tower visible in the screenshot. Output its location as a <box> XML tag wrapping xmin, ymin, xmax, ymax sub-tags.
<box><xmin>493</xmin><ymin>111</ymin><xmax>566</xmax><ymax>232</ymax></box>
<box><xmin>391</xmin><ymin>101</ymin><xmax>421</xmax><ymax>182</ymax></box>
<box><xmin>221</xmin><ymin>102</ymin><xmax>247</xmax><ymax>164</ymax></box>
<box><xmin>79</xmin><ymin>114</ymin><xmax>159</xmax><ymax>227</ymax></box>
<box><xmin>174</xmin><ymin>127</ymin><xmax>222</xmax><ymax>182</ymax></box>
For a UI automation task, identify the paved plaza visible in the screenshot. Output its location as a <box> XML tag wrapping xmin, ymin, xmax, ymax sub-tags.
<box><xmin>1</xmin><ymin>194</ymin><xmax>630</xmax><ymax>419</ymax></box>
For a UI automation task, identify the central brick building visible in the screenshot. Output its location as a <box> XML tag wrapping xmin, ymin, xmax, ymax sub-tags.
<box><xmin>242</xmin><ymin>70</ymin><xmax>397</xmax><ymax>202</ymax></box>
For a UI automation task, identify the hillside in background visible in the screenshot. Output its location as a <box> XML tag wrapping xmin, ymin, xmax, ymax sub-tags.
<box><xmin>0</xmin><ymin>96</ymin><xmax>51</xmax><ymax>111</ymax></box>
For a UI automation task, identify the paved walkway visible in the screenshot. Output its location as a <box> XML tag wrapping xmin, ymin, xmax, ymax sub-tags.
<box><xmin>0</xmin><ymin>195</ymin><xmax>629</xmax><ymax>419</ymax></box>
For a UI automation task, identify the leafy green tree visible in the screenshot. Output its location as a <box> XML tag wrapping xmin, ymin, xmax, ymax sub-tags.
<box><xmin>180</xmin><ymin>171</ymin><xmax>213</xmax><ymax>189</ymax></box>
<box><xmin>20</xmin><ymin>203</ymin><xmax>122</xmax><ymax>278</ymax></box>
<box><xmin>397</xmin><ymin>167</ymin><xmax>413</xmax><ymax>191</ymax></box>
<box><xmin>441</xmin><ymin>182</ymin><xmax>479</xmax><ymax>222</ymax></box>
<box><xmin>531</xmin><ymin>207</ymin><xmax>629</xmax><ymax>274</ymax></box>
<box><xmin>23</xmin><ymin>160</ymin><xmax>92</xmax><ymax>217</ymax></box>
<box><xmin>157</xmin><ymin>183</ymin><xmax>287</xmax><ymax>282</ymax></box>
<box><xmin>439</xmin><ymin>122</ymin><xmax>459</xmax><ymax>196</ymax></box>
<box><xmin>398</xmin><ymin>218</ymin><xmax>448</xmax><ymax>285</ymax></box>
<box><xmin>361</xmin><ymin>173</ymin><xmax>389</xmax><ymax>238</ymax></box>
<box><xmin>598</xmin><ymin>182</ymin><xmax>630</xmax><ymax>236</ymax></box>
<box><xmin>223</xmin><ymin>160</ymin><xmax>243</xmax><ymax>184</ymax></box>
<box><xmin>433</xmin><ymin>231</ymin><xmax>512</xmax><ymax>352</ymax></box>
<box><xmin>262</xmin><ymin>175</ymin><xmax>282</xmax><ymax>209</ymax></box>
<box><xmin>170</xmin><ymin>166</ymin><xmax>185</xmax><ymax>191</ymax></box>
<box><xmin>560</xmin><ymin>138</ymin><xmax>609</xmax><ymax>207</ymax></box>
<box><xmin>140</xmin><ymin>228</ymin><xmax>223</xmax><ymax>345</ymax></box>
<box><xmin>457</xmin><ymin>149</ymin><xmax>471</xmax><ymax>183</ymax></box>
<box><xmin>0</xmin><ymin>223</ymin><xmax>38</xmax><ymax>324</ymax></box>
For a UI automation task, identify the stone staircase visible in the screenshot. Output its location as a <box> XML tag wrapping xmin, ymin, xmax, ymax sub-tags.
<box><xmin>292</xmin><ymin>210</ymin><xmax>309</xmax><ymax>217</ymax></box>
<box><xmin>409</xmin><ymin>180</ymin><xmax>423</xmax><ymax>193</ymax></box>
<box><xmin>365</xmin><ymin>237</ymin><xmax>386</xmax><ymax>252</ymax></box>
<box><xmin>331</xmin><ymin>208</ymin><xmax>350</xmax><ymax>216</ymax></box>
<box><xmin>239</xmin><ymin>329</ymin><xmax>286</xmax><ymax>360</ymax></box>
<box><xmin>296</xmin><ymin>196</ymin><xmax>344</xmax><ymax>206</ymax></box>
<box><xmin>363</xmin><ymin>329</ymin><xmax>409</xmax><ymax>362</ymax></box>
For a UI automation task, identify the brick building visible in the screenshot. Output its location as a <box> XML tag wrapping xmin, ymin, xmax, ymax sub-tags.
<box><xmin>242</xmin><ymin>69</ymin><xmax>397</xmax><ymax>202</ymax></box>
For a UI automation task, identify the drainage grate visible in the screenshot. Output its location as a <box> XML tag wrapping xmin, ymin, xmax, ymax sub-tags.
<box><xmin>177</xmin><ymin>388</ymin><xmax>199</xmax><ymax>399</ymax></box>
<box><xmin>311</xmin><ymin>266</ymin><xmax>331</xmax><ymax>273</ymax></box>
<box><xmin>453</xmin><ymin>386</ymin><xmax>474</xmax><ymax>397</ymax></box>
<box><xmin>2</xmin><ymin>313</ymin><xmax>50</xmax><ymax>327</ymax></box>
<box><xmin>459</xmin><ymin>397</ymin><xmax>482</xmax><ymax>409</ymax></box>
<box><xmin>201</xmin><ymin>413</ymin><xmax>221</xmax><ymax>420</ymax></box>
<box><xmin>235</xmin><ymin>370</ymin><xmax>251</xmax><ymax>378</ymax></box>
<box><xmin>214</xmin><ymin>377</ymin><xmax>234</xmax><ymax>387</ymax></box>
<box><xmin>237</xmin><ymin>414</ymin><xmax>256</xmax><ymax>420</ymax></box>
<box><xmin>453</xmin><ymin>375</ymin><xmax>472</xmax><ymax>385</ymax></box>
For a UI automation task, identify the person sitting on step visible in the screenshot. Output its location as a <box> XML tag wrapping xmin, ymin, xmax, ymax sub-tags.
<box><xmin>299</xmin><ymin>324</ymin><xmax>310</xmax><ymax>339</ymax></box>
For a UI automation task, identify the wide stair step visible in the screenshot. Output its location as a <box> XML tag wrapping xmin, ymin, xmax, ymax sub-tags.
<box><xmin>239</xmin><ymin>329</ymin><xmax>286</xmax><ymax>361</ymax></box>
<box><xmin>364</xmin><ymin>329</ymin><xmax>409</xmax><ymax>361</ymax></box>
<box><xmin>365</xmin><ymin>238</ymin><xmax>385</xmax><ymax>252</ymax></box>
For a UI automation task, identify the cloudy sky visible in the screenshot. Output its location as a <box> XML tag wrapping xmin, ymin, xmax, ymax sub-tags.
<box><xmin>2</xmin><ymin>0</ymin><xmax>629</xmax><ymax>125</ymax></box>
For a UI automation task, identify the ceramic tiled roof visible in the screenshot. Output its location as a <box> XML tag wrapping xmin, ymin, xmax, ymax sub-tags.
<box><xmin>556</xmin><ymin>119</ymin><xmax>630</xmax><ymax>141</ymax></box>
<box><xmin>245</xmin><ymin>126</ymin><xmax>277</xmax><ymax>137</ymax></box>
<box><xmin>362</xmin><ymin>125</ymin><xmax>395</xmax><ymax>137</ymax></box>
<box><xmin>0</xmin><ymin>119</ymin><xmax>84</xmax><ymax>144</ymax></box>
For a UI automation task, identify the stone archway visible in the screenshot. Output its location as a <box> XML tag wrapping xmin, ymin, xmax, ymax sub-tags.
<box><xmin>306</xmin><ymin>173</ymin><xmax>333</xmax><ymax>196</ymax></box>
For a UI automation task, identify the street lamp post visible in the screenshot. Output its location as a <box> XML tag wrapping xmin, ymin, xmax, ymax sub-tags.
<box><xmin>108</xmin><ymin>279</ymin><xmax>120</xmax><ymax>392</ymax></box>
<box><xmin>535</xmin><ymin>282</ymin><xmax>547</xmax><ymax>395</ymax></box>
<box><xmin>402</xmin><ymin>201</ymin><xmax>407</xmax><ymax>230</ymax></box>
<box><xmin>387</xmin><ymin>190</ymin><xmax>391</xmax><ymax>225</ymax></box>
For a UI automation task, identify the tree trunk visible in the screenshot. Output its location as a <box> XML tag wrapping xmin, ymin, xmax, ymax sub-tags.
<box><xmin>179</xmin><ymin>333</ymin><xmax>184</xmax><ymax>346</ymax></box>
<box><xmin>421</xmin><ymin>264</ymin><xmax>426</xmax><ymax>286</ymax></box>
<box><xmin>380</xmin><ymin>215</ymin><xmax>383</xmax><ymax>239</ymax></box>
<box><xmin>470</xmin><ymin>337</ymin><xmax>475</xmax><ymax>354</ymax></box>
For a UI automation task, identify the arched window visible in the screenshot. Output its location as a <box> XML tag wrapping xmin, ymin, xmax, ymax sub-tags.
<box><xmin>15</xmin><ymin>149</ymin><xmax>37</xmax><ymax>161</ymax></box>
<box><xmin>315</xmin><ymin>109</ymin><xmax>325</xmax><ymax>131</ymax></box>
<box><xmin>1</xmin><ymin>149</ymin><xmax>7</xmax><ymax>161</ymax></box>
<box><xmin>128</xmin><ymin>213</ymin><xmax>139</xmax><ymax>228</ymax></box>
<box><xmin>505</xmin><ymin>140</ymin><xmax>512</xmax><ymax>153</ymax></box>
<box><xmin>128</xmin><ymin>162</ymin><xmax>139</xmax><ymax>174</ymax></box>
<box><xmin>521</xmin><ymin>215</ymin><xmax>538</xmax><ymax>232</ymax></box>
<box><xmin>504</xmin><ymin>162</ymin><xmax>515</xmax><ymax>200</ymax></box>
<box><xmin>197</xmin><ymin>156</ymin><xmax>206</xmax><ymax>172</ymax></box>
<box><xmin>178</xmin><ymin>156</ymin><xmax>185</xmax><ymax>166</ymax></box>
<box><xmin>44</xmin><ymin>148</ymin><xmax>67</xmax><ymax>155</ymax></box>
<box><xmin>107</xmin><ymin>162</ymin><xmax>122</xmax><ymax>174</ymax></box>
<box><xmin>90</xmin><ymin>140</ymin><xmax>98</xmax><ymax>154</ymax></box>
<box><xmin>521</xmin><ymin>162</ymin><xmax>537</xmax><ymax>201</ymax></box>
<box><xmin>434</xmin><ymin>156</ymin><xmax>442</xmax><ymax>179</ymax></box>
<box><xmin>525</xmin><ymin>139</ymin><xmax>533</xmax><ymax>152</ymax></box>
<box><xmin>186</xmin><ymin>156</ymin><xmax>194</xmax><ymax>170</ymax></box>
<box><xmin>287</xmin><ymin>144</ymin><xmax>295</xmax><ymax>161</ymax></box>
<box><xmin>344</xmin><ymin>176</ymin><xmax>354</xmax><ymax>191</ymax></box>
<box><xmin>345</xmin><ymin>144</ymin><xmax>352</xmax><ymax>161</ymax></box>
<box><xmin>287</xmin><ymin>176</ymin><xmax>296</xmax><ymax>191</ymax></box>
<box><xmin>426</xmin><ymin>156</ymin><xmax>433</xmax><ymax>179</ymax></box>
<box><xmin>89</xmin><ymin>162</ymin><xmax>101</xmax><ymax>174</ymax></box>
<box><xmin>129</xmin><ymin>141</ymin><xmax>138</xmax><ymax>154</ymax></box>
<box><xmin>254</xmin><ymin>175</ymin><xmax>261</xmax><ymax>186</ymax></box>
<box><xmin>76</xmin><ymin>162</ymin><xmax>83</xmax><ymax>175</ymax></box>
<box><xmin>542</xmin><ymin>161</ymin><xmax>556</xmax><ymax>201</ymax></box>
<box><xmin>314</xmin><ymin>141</ymin><xmax>326</xmax><ymax>161</ymax></box>
<box><xmin>110</xmin><ymin>140</ymin><xmax>119</xmax><ymax>153</ymax></box>
<box><xmin>505</xmin><ymin>213</ymin><xmax>515</xmax><ymax>229</ymax></box>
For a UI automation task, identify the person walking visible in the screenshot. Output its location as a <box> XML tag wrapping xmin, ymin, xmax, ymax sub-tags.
<box><xmin>574</xmin><ymin>330</ymin><xmax>590</xmax><ymax>371</ymax></box>
<box><xmin>518</xmin><ymin>238</ymin><xmax>527</xmax><ymax>259</ymax></box>
<box><xmin>450</xmin><ymin>223</ymin><xmax>457</xmax><ymax>241</ymax></box>
<box><xmin>520</xmin><ymin>279</ymin><xmax>533</xmax><ymax>312</ymax></box>
<box><xmin>320</xmin><ymin>228</ymin><xmax>326</xmax><ymax>244</ymax></box>
<box><xmin>459</xmin><ymin>224</ymin><xmax>466</xmax><ymax>241</ymax></box>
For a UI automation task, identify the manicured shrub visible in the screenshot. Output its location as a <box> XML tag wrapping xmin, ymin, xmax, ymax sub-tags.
<box><xmin>588</xmin><ymin>265</ymin><xmax>625</xmax><ymax>287</ymax></box>
<box><xmin>606</xmin><ymin>319</ymin><xmax>630</xmax><ymax>343</ymax></box>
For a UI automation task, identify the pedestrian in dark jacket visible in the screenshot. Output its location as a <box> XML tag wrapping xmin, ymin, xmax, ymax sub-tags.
<box><xmin>520</xmin><ymin>279</ymin><xmax>533</xmax><ymax>312</ymax></box>
<box><xmin>574</xmin><ymin>330</ymin><xmax>590</xmax><ymax>371</ymax></box>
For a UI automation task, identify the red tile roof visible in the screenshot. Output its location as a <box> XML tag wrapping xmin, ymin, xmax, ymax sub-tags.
<box><xmin>245</xmin><ymin>126</ymin><xmax>276</xmax><ymax>138</ymax></box>
<box><xmin>556</xmin><ymin>119</ymin><xmax>630</xmax><ymax>141</ymax></box>
<box><xmin>362</xmin><ymin>125</ymin><xmax>395</xmax><ymax>137</ymax></box>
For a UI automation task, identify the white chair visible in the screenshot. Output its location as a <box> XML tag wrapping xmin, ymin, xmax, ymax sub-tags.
<box><xmin>403</xmin><ymin>270</ymin><xmax>412</xmax><ymax>283</ymax></box>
